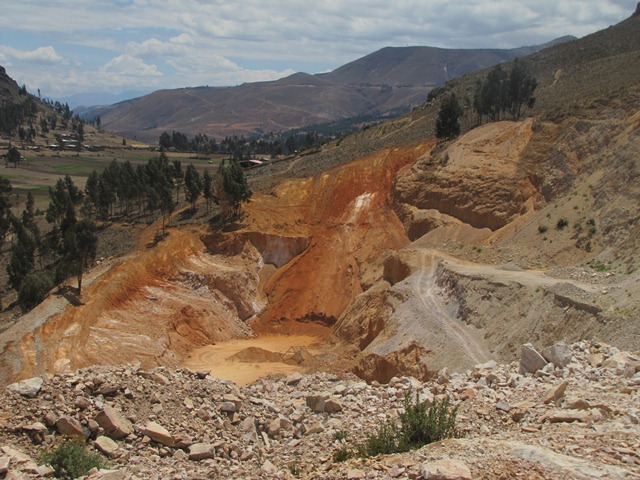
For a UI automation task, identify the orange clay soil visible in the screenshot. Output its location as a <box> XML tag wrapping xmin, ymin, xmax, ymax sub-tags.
<box><xmin>0</xmin><ymin>141</ymin><xmax>431</xmax><ymax>386</ymax></box>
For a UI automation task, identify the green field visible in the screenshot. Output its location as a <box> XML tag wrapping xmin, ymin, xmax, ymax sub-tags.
<box><xmin>1</xmin><ymin>149</ymin><xmax>226</xmax><ymax>212</ymax></box>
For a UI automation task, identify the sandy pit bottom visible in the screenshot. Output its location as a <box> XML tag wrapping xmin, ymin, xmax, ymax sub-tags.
<box><xmin>181</xmin><ymin>334</ymin><xmax>323</xmax><ymax>385</ymax></box>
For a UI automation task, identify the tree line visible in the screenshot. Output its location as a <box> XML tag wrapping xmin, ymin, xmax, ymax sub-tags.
<box><xmin>82</xmin><ymin>153</ymin><xmax>250</xmax><ymax>226</ymax></box>
<box><xmin>435</xmin><ymin>59</ymin><xmax>537</xmax><ymax>140</ymax></box>
<box><xmin>0</xmin><ymin>86</ymin><xmax>84</xmax><ymax>144</ymax></box>
<box><xmin>1</xmin><ymin>175</ymin><xmax>97</xmax><ymax>312</ymax></box>
<box><xmin>157</xmin><ymin>129</ymin><xmax>324</xmax><ymax>159</ymax></box>
<box><xmin>0</xmin><ymin>153</ymin><xmax>251</xmax><ymax>312</ymax></box>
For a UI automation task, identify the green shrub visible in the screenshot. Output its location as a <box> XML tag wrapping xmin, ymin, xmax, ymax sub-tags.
<box><xmin>556</xmin><ymin>218</ymin><xmax>569</xmax><ymax>230</ymax></box>
<box><xmin>333</xmin><ymin>430</ymin><xmax>348</xmax><ymax>442</ymax></box>
<box><xmin>538</xmin><ymin>225</ymin><xmax>548</xmax><ymax>234</ymax></box>
<box><xmin>332</xmin><ymin>446</ymin><xmax>352</xmax><ymax>463</ymax></box>
<box><xmin>348</xmin><ymin>393</ymin><xmax>459</xmax><ymax>459</ymax></box>
<box><xmin>356</xmin><ymin>419</ymin><xmax>401</xmax><ymax>457</ymax></box>
<box><xmin>41</xmin><ymin>437</ymin><xmax>105</xmax><ymax>479</ymax></box>
<box><xmin>398</xmin><ymin>394</ymin><xmax>459</xmax><ymax>449</ymax></box>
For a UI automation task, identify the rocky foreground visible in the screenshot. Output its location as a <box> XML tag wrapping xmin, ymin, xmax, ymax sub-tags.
<box><xmin>1</xmin><ymin>341</ymin><xmax>639</xmax><ymax>479</ymax></box>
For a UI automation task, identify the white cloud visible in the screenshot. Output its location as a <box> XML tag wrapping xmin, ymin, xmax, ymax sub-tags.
<box><xmin>0</xmin><ymin>0</ymin><xmax>635</xmax><ymax>97</ymax></box>
<box><xmin>100</xmin><ymin>54</ymin><xmax>163</xmax><ymax>77</ymax></box>
<box><xmin>0</xmin><ymin>45</ymin><xmax>64</xmax><ymax>64</ymax></box>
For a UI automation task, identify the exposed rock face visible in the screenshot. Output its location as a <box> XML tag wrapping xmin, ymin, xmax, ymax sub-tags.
<box><xmin>393</xmin><ymin>120</ymin><xmax>537</xmax><ymax>232</ymax></box>
<box><xmin>0</xmin><ymin>342</ymin><xmax>638</xmax><ymax>478</ymax></box>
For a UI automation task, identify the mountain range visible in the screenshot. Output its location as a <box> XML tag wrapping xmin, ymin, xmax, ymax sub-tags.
<box><xmin>87</xmin><ymin>37</ymin><xmax>574</xmax><ymax>143</ymax></box>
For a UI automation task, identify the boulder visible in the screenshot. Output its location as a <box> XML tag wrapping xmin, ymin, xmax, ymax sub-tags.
<box><xmin>519</xmin><ymin>343</ymin><xmax>548</xmax><ymax>374</ymax></box>
<box><xmin>223</xmin><ymin>394</ymin><xmax>243</xmax><ymax>411</ymax></box>
<box><xmin>84</xmin><ymin>469</ymin><xmax>130</xmax><ymax>480</ymax></box>
<box><xmin>306</xmin><ymin>393</ymin><xmax>330</xmax><ymax>412</ymax></box>
<box><xmin>543</xmin><ymin>381</ymin><xmax>568</xmax><ymax>405</ymax></box>
<box><xmin>56</xmin><ymin>416</ymin><xmax>89</xmax><ymax>438</ymax></box>
<box><xmin>141</xmin><ymin>421</ymin><xmax>175</xmax><ymax>447</ymax></box>
<box><xmin>94</xmin><ymin>436</ymin><xmax>119</xmax><ymax>457</ymax></box>
<box><xmin>6</xmin><ymin>377</ymin><xmax>44</xmax><ymax>398</ymax></box>
<box><xmin>324</xmin><ymin>398</ymin><xmax>343</xmax><ymax>413</ymax></box>
<box><xmin>188</xmin><ymin>443</ymin><xmax>215</xmax><ymax>461</ymax></box>
<box><xmin>94</xmin><ymin>406</ymin><xmax>133</xmax><ymax>439</ymax></box>
<box><xmin>542</xmin><ymin>343</ymin><xmax>572</xmax><ymax>368</ymax></box>
<box><xmin>0</xmin><ymin>456</ymin><xmax>9</xmax><ymax>475</ymax></box>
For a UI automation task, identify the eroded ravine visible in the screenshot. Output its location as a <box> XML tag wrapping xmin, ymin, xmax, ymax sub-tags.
<box><xmin>0</xmin><ymin>142</ymin><xmax>431</xmax><ymax>386</ymax></box>
<box><xmin>1</xmin><ymin>116</ymin><xmax>622</xmax><ymax>387</ymax></box>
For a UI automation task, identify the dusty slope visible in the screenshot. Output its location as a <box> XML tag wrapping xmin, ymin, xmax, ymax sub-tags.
<box><xmin>0</xmin><ymin>142</ymin><xmax>424</xmax><ymax>386</ymax></box>
<box><xmin>2</xmin><ymin>83</ymin><xmax>640</xmax><ymax>388</ymax></box>
<box><xmin>2</xmin><ymin>79</ymin><xmax>640</xmax><ymax>381</ymax></box>
<box><xmin>0</xmin><ymin>225</ymin><xmax>255</xmax><ymax>385</ymax></box>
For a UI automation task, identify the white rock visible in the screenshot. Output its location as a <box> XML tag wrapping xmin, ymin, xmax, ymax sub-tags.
<box><xmin>542</xmin><ymin>343</ymin><xmax>572</xmax><ymax>368</ymax></box>
<box><xmin>519</xmin><ymin>343</ymin><xmax>548</xmax><ymax>374</ymax></box>
<box><xmin>6</xmin><ymin>377</ymin><xmax>44</xmax><ymax>398</ymax></box>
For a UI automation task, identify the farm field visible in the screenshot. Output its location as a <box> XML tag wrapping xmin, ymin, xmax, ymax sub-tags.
<box><xmin>1</xmin><ymin>147</ymin><xmax>226</xmax><ymax>212</ymax></box>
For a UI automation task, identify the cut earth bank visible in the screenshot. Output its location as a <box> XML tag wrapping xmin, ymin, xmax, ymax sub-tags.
<box><xmin>1</xmin><ymin>113</ymin><xmax>639</xmax><ymax>387</ymax></box>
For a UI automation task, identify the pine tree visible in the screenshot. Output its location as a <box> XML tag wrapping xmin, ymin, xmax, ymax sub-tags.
<box><xmin>435</xmin><ymin>93</ymin><xmax>464</xmax><ymax>140</ymax></box>
<box><xmin>203</xmin><ymin>169</ymin><xmax>213</xmax><ymax>214</ymax></box>
<box><xmin>184</xmin><ymin>163</ymin><xmax>202</xmax><ymax>210</ymax></box>
<box><xmin>57</xmin><ymin>219</ymin><xmax>97</xmax><ymax>296</ymax></box>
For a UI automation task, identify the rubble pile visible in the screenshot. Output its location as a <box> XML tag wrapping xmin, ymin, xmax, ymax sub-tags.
<box><xmin>0</xmin><ymin>341</ymin><xmax>638</xmax><ymax>479</ymax></box>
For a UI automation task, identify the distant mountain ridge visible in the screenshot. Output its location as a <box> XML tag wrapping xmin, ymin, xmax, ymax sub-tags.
<box><xmin>89</xmin><ymin>37</ymin><xmax>575</xmax><ymax>143</ymax></box>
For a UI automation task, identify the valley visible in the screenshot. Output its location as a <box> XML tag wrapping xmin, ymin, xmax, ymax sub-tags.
<box><xmin>0</xmin><ymin>7</ymin><xmax>639</xmax><ymax>479</ymax></box>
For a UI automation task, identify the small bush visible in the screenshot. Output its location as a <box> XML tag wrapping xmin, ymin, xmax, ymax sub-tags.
<box><xmin>41</xmin><ymin>437</ymin><xmax>105</xmax><ymax>479</ymax></box>
<box><xmin>332</xmin><ymin>446</ymin><xmax>352</xmax><ymax>463</ymax></box>
<box><xmin>288</xmin><ymin>462</ymin><xmax>302</xmax><ymax>476</ymax></box>
<box><xmin>398</xmin><ymin>394</ymin><xmax>459</xmax><ymax>449</ymax></box>
<box><xmin>349</xmin><ymin>393</ymin><xmax>459</xmax><ymax>459</ymax></box>
<box><xmin>538</xmin><ymin>225</ymin><xmax>548</xmax><ymax>234</ymax></box>
<box><xmin>333</xmin><ymin>430</ymin><xmax>348</xmax><ymax>442</ymax></box>
<box><xmin>356</xmin><ymin>419</ymin><xmax>401</xmax><ymax>457</ymax></box>
<box><xmin>556</xmin><ymin>218</ymin><xmax>569</xmax><ymax>230</ymax></box>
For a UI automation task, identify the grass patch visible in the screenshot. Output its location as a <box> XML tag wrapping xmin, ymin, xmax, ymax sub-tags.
<box><xmin>589</xmin><ymin>261</ymin><xmax>611</xmax><ymax>272</ymax></box>
<box><xmin>53</xmin><ymin>164</ymin><xmax>97</xmax><ymax>175</ymax></box>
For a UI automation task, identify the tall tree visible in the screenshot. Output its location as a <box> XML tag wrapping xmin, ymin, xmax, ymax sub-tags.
<box><xmin>507</xmin><ymin>59</ymin><xmax>537</xmax><ymax>119</ymax></box>
<box><xmin>7</xmin><ymin>218</ymin><xmax>36</xmax><ymax>291</ymax></box>
<box><xmin>0</xmin><ymin>177</ymin><xmax>12</xmax><ymax>252</ymax></box>
<box><xmin>203</xmin><ymin>169</ymin><xmax>213</xmax><ymax>214</ymax></box>
<box><xmin>215</xmin><ymin>159</ymin><xmax>252</xmax><ymax>222</ymax></box>
<box><xmin>58</xmin><ymin>219</ymin><xmax>97</xmax><ymax>296</ymax></box>
<box><xmin>184</xmin><ymin>163</ymin><xmax>202</xmax><ymax>210</ymax></box>
<box><xmin>6</xmin><ymin>145</ymin><xmax>21</xmax><ymax>167</ymax></box>
<box><xmin>0</xmin><ymin>177</ymin><xmax>12</xmax><ymax>311</ymax></box>
<box><xmin>171</xmin><ymin>160</ymin><xmax>184</xmax><ymax>203</ymax></box>
<box><xmin>435</xmin><ymin>93</ymin><xmax>464</xmax><ymax>140</ymax></box>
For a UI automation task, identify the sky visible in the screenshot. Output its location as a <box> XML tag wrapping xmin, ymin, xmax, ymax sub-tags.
<box><xmin>0</xmin><ymin>0</ymin><xmax>635</xmax><ymax>103</ymax></box>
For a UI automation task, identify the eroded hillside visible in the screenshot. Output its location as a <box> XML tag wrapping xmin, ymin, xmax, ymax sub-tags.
<box><xmin>2</xmin><ymin>86</ymin><xmax>639</xmax><ymax>387</ymax></box>
<box><xmin>2</xmin><ymin>12</ymin><xmax>640</xmax><ymax>387</ymax></box>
